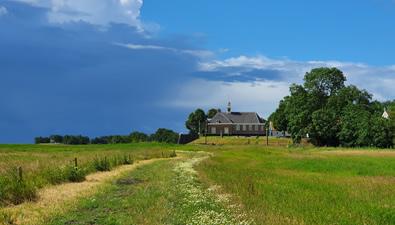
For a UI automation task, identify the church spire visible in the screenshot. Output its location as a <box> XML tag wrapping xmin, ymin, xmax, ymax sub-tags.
<box><xmin>227</xmin><ymin>101</ymin><xmax>232</xmax><ymax>113</ymax></box>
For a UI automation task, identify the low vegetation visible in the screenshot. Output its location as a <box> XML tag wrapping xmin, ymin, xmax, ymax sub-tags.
<box><xmin>48</xmin><ymin>153</ymin><xmax>250</xmax><ymax>225</ymax></box>
<box><xmin>1</xmin><ymin>140</ymin><xmax>394</xmax><ymax>225</ymax></box>
<box><xmin>196</xmin><ymin>146</ymin><xmax>395</xmax><ymax>225</ymax></box>
<box><xmin>0</xmin><ymin>143</ymin><xmax>176</xmax><ymax>207</ymax></box>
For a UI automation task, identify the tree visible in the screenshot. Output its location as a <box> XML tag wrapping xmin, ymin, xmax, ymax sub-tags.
<box><xmin>34</xmin><ymin>136</ymin><xmax>50</xmax><ymax>144</ymax></box>
<box><xmin>271</xmin><ymin>67</ymin><xmax>395</xmax><ymax>148</ymax></box>
<box><xmin>150</xmin><ymin>128</ymin><xmax>179</xmax><ymax>144</ymax></box>
<box><xmin>310</xmin><ymin>107</ymin><xmax>339</xmax><ymax>146</ymax></box>
<box><xmin>91</xmin><ymin>136</ymin><xmax>109</xmax><ymax>144</ymax></box>
<box><xmin>304</xmin><ymin>67</ymin><xmax>346</xmax><ymax>98</ymax></box>
<box><xmin>129</xmin><ymin>131</ymin><xmax>149</xmax><ymax>143</ymax></box>
<box><xmin>49</xmin><ymin>135</ymin><xmax>63</xmax><ymax>143</ymax></box>
<box><xmin>63</xmin><ymin>135</ymin><xmax>90</xmax><ymax>145</ymax></box>
<box><xmin>207</xmin><ymin>108</ymin><xmax>219</xmax><ymax>118</ymax></box>
<box><xmin>268</xmin><ymin>98</ymin><xmax>289</xmax><ymax>133</ymax></box>
<box><xmin>285</xmin><ymin>84</ymin><xmax>313</xmax><ymax>143</ymax></box>
<box><xmin>185</xmin><ymin>109</ymin><xmax>207</xmax><ymax>135</ymax></box>
<box><xmin>370</xmin><ymin>117</ymin><xmax>394</xmax><ymax>148</ymax></box>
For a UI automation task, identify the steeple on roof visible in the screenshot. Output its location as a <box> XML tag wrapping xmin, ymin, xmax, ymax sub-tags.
<box><xmin>382</xmin><ymin>108</ymin><xmax>390</xmax><ymax>119</ymax></box>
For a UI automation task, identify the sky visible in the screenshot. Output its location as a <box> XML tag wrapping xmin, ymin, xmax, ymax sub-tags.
<box><xmin>1</xmin><ymin>0</ymin><xmax>395</xmax><ymax>143</ymax></box>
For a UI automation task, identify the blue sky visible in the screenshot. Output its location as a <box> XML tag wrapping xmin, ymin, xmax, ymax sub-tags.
<box><xmin>1</xmin><ymin>0</ymin><xmax>395</xmax><ymax>143</ymax></box>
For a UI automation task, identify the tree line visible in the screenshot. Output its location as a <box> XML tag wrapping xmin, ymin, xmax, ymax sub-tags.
<box><xmin>269</xmin><ymin>67</ymin><xmax>395</xmax><ymax>148</ymax></box>
<box><xmin>34</xmin><ymin>128</ymin><xmax>179</xmax><ymax>145</ymax></box>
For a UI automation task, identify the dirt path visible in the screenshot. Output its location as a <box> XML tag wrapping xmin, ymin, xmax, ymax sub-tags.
<box><xmin>172</xmin><ymin>152</ymin><xmax>253</xmax><ymax>225</ymax></box>
<box><xmin>0</xmin><ymin>158</ymin><xmax>169</xmax><ymax>225</ymax></box>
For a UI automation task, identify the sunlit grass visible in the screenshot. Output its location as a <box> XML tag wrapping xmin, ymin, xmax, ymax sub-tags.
<box><xmin>196</xmin><ymin>147</ymin><xmax>395</xmax><ymax>225</ymax></box>
<box><xmin>0</xmin><ymin>143</ymin><xmax>176</xmax><ymax>207</ymax></box>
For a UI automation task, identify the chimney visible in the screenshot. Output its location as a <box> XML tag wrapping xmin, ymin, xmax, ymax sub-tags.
<box><xmin>227</xmin><ymin>101</ymin><xmax>231</xmax><ymax>113</ymax></box>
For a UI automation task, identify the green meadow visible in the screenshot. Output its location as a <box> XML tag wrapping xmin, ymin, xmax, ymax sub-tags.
<box><xmin>0</xmin><ymin>140</ymin><xmax>394</xmax><ymax>224</ymax></box>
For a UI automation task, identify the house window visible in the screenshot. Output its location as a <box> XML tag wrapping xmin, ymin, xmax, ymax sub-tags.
<box><xmin>243</xmin><ymin>125</ymin><xmax>247</xmax><ymax>131</ymax></box>
<box><xmin>254</xmin><ymin>125</ymin><xmax>258</xmax><ymax>131</ymax></box>
<box><xmin>211</xmin><ymin>127</ymin><xmax>216</xmax><ymax>134</ymax></box>
<box><xmin>249</xmin><ymin>125</ymin><xmax>252</xmax><ymax>131</ymax></box>
<box><xmin>236</xmin><ymin>124</ymin><xmax>240</xmax><ymax>131</ymax></box>
<box><xmin>224</xmin><ymin>127</ymin><xmax>229</xmax><ymax>134</ymax></box>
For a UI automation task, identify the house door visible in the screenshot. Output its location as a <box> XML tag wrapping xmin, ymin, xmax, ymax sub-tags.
<box><xmin>224</xmin><ymin>127</ymin><xmax>229</xmax><ymax>135</ymax></box>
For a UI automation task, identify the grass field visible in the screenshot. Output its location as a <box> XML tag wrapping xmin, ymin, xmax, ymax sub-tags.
<box><xmin>0</xmin><ymin>143</ymin><xmax>176</xmax><ymax>207</ymax></box>
<box><xmin>196</xmin><ymin>146</ymin><xmax>395</xmax><ymax>225</ymax></box>
<box><xmin>0</xmin><ymin>141</ymin><xmax>394</xmax><ymax>225</ymax></box>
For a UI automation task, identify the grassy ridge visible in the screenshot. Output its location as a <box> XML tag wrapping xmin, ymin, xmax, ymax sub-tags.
<box><xmin>196</xmin><ymin>147</ymin><xmax>395</xmax><ymax>225</ymax></box>
<box><xmin>0</xmin><ymin>143</ymin><xmax>176</xmax><ymax>207</ymax></box>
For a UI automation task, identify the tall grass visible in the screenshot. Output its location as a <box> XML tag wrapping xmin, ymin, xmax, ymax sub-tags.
<box><xmin>196</xmin><ymin>147</ymin><xmax>395</xmax><ymax>225</ymax></box>
<box><xmin>0</xmin><ymin>143</ymin><xmax>176</xmax><ymax>207</ymax></box>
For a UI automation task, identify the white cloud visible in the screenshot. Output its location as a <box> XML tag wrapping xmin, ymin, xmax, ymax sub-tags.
<box><xmin>0</xmin><ymin>6</ymin><xmax>8</xmax><ymax>16</ymax></box>
<box><xmin>199</xmin><ymin>55</ymin><xmax>395</xmax><ymax>101</ymax></box>
<box><xmin>168</xmin><ymin>79</ymin><xmax>290</xmax><ymax>118</ymax></box>
<box><xmin>13</xmin><ymin>0</ymin><xmax>143</xmax><ymax>28</ymax></box>
<box><xmin>116</xmin><ymin>43</ymin><xmax>215</xmax><ymax>58</ymax></box>
<box><xmin>166</xmin><ymin>55</ymin><xmax>395</xmax><ymax>118</ymax></box>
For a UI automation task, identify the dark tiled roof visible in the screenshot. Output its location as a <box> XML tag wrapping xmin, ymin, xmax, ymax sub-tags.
<box><xmin>209</xmin><ymin>112</ymin><xmax>265</xmax><ymax>124</ymax></box>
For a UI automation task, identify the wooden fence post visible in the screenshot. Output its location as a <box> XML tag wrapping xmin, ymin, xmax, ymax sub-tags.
<box><xmin>74</xmin><ymin>157</ymin><xmax>78</xmax><ymax>167</ymax></box>
<box><xmin>266</xmin><ymin>129</ymin><xmax>269</xmax><ymax>146</ymax></box>
<box><xmin>18</xmin><ymin>166</ymin><xmax>23</xmax><ymax>182</ymax></box>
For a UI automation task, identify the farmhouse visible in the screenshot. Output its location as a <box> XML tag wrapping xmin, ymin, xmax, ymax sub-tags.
<box><xmin>207</xmin><ymin>102</ymin><xmax>266</xmax><ymax>136</ymax></box>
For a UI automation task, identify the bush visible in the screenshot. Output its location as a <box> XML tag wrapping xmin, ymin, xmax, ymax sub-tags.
<box><xmin>150</xmin><ymin>128</ymin><xmax>179</xmax><ymax>144</ymax></box>
<box><xmin>41</xmin><ymin>167</ymin><xmax>67</xmax><ymax>185</ymax></box>
<box><xmin>122</xmin><ymin>155</ymin><xmax>133</xmax><ymax>165</ymax></box>
<box><xmin>93</xmin><ymin>157</ymin><xmax>111</xmax><ymax>171</ymax></box>
<box><xmin>0</xmin><ymin>168</ymin><xmax>36</xmax><ymax>205</ymax></box>
<box><xmin>65</xmin><ymin>165</ymin><xmax>86</xmax><ymax>182</ymax></box>
<box><xmin>129</xmin><ymin>131</ymin><xmax>149</xmax><ymax>143</ymax></box>
<box><xmin>169</xmin><ymin>150</ymin><xmax>177</xmax><ymax>158</ymax></box>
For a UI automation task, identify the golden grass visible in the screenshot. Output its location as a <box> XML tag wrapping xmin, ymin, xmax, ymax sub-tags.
<box><xmin>0</xmin><ymin>158</ymin><xmax>167</xmax><ymax>225</ymax></box>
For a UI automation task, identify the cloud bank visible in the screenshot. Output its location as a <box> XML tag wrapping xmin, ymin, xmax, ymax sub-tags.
<box><xmin>12</xmin><ymin>0</ymin><xmax>143</xmax><ymax>28</ymax></box>
<box><xmin>166</xmin><ymin>55</ymin><xmax>395</xmax><ymax>118</ymax></box>
<box><xmin>1</xmin><ymin>1</ymin><xmax>395</xmax><ymax>143</ymax></box>
<box><xmin>0</xmin><ymin>6</ymin><xmax>7</xmax><ymax>16</ymax></box>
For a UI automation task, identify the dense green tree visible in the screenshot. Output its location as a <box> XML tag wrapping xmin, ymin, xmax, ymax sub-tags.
<box><xmin>338</xmin><ymin>104</ymin><xmax>371</xmax><ymax>147</ymax></box>
<box><xmin>91</xmin><ymin>136</ymin><xmax>109</xmax><ymax>144</ymax></box>
<box><xmin>49</xmin><ymin>135</ymin><xmax>63</xmax><ymax>143</ymax></box>
<box><xmin>34</xmin><ymin>136</ymin><xmax>50</xmax><ymax>144</ymax></box>
<box><xmin>207</xmin><ymin>108</ymin><xmax>219</xmax><ymax>118</ymax></box>
<box><xmin>150</xmin><ymin>128</ymin><xmax>179</xmax><ymax>144</ymax></box>
<box><xmin>268</xmin><ymin>98</ymin><xmax>289</xmax><ymax>133</ymax></box>
<box><xmin>285</xmin><ymin>84</ymin><xmax>314</xmax><ymax>143</ymax></box>
<box><xmin>310</xmin><ymin>108</ymin><xmax>339</xmax><ymax>146</ymax></box>
<box><xmin>63</xmin><ymin>135</ymin><xmax>90</xmax><ymax>145</ymax></box>
<box><xmin>304</xmin><ymin>67</ymin><xmax>346</xmax><ymax>98</ymax></box>
<box><xmin>370</xmin><ymin>117</ymin><xmax>394</xmax><ymax>148</ymax></box>
<box><xmin>185</xmin><ymin>109</ymin><xmax>207</xmax><ymax>134</ymax></box>
<box><xmin>271</xmin><ymin>67</ymin><xmax>394</xmax><ymax>148</ymax></box>
<box><xmin>129</xmin><ymin>131</ymin><xmax>149</xmax><ymax>142</ymax></box>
